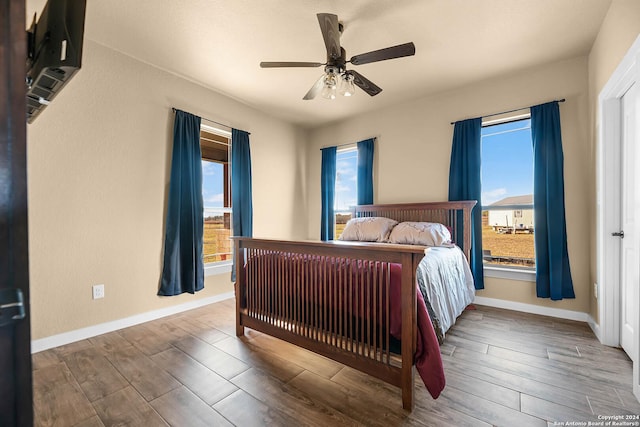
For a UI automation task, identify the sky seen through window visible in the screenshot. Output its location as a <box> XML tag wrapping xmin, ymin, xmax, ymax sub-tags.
<box><xmin>335</xmin><ymin>149</ymin><xmax>358</xmax><ymax>211</ymax></box>
<box><xmin>481</xmin><ymin>119</ymin><xmax>533</xmax><ymax>206</ymax></box>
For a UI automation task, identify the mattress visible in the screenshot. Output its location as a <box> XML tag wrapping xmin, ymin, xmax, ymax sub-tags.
<box><xmin>416</xmin><ymin>245</ymin><xmax>475</xmax><ymax>342</ymax></box>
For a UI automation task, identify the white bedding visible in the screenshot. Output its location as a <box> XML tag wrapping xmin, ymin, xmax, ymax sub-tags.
<box><xmin>416</xmin><ymin>245</ymin><xmax>475</xmax><ymax>341</ymax></box>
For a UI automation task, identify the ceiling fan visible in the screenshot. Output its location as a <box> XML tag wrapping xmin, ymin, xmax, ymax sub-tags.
<box><xmin>260</xmin><ymin>13</ymin><xmax>416</xmax><ymax>100</ymax></box>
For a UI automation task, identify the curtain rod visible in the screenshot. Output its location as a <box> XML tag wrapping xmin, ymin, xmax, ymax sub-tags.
<box><xmin>320</xmin><ymin>136</ymin><xmax>378</xmax><ymax>151</ymax></box>
<box><xmin>171</xmin><ymin>107</ymin><xmax>249</xmax><ymax>134</ymax></box>
<box><xmin>449</xmin><ymin>99</ymin><xmax>565</xmax><ymax>125</ymax></box>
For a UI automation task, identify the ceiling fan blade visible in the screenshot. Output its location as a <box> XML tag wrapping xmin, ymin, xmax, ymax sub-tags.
<box><xmin>349</xmin><ymin>71</ymin><xmax>382</xmax><ymax>97</ymax></box>
<box><xmin>317</xmin><ymin>13</ymin><xmax>341</xmax><ymax>60</ymax></box>
<box><xmin>303</xmin><ymin>74</ymin><xmax>326</xmax><ymax>100</ymax></box>
<box><xmin>260</xmin><ymin>61</ymin><xmax>324</xmax><ymax>68</ymax></box>
<box><xmin>350</xmin><ymin>42</ymin><xmax>416</xmax><ymax>66</ymax></box>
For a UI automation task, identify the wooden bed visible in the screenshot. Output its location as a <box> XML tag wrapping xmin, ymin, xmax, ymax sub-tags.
<box><xmin>233</xmin><ymin>200</ymin><xmax>476</xmax><ymax>410</ymax></box>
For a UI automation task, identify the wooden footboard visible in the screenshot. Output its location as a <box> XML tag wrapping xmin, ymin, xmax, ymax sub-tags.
<box><xmin>233</xmin><ymin>238</ymin><xmax>425</xmax><ymax>410</ymax></box>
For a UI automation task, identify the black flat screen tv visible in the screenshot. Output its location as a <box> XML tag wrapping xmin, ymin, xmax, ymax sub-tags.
<box><xmin>26</xmin><ymin>0</ymin><xmax>87</xmax><ymax>123</ymax></box>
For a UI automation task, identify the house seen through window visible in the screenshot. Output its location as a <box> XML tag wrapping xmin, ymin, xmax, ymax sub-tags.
<box><xmin>335</xmin><ymin>147</ymin><xmax>357</xmax><ymax>238</ymax></box>
<box><xmin>481</xmin><ymin>117</ymin><xmax>535</xmax><ymax>269</ymax></box>
<box><xmin>201</xmin><ymin>125</ymin><xmax>232</xmax><ymax>264</ymax></box>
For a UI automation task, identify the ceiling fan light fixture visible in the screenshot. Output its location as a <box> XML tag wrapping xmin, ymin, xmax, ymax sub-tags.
<box><xmin>265</xmin><ymin>13</ymin><xmax>414</xmax><ymax>100</ymax></box>
<box><xmin>321</xmin><ymin>72</ymin><xmax>338</xmax><ymax>100</ymax></box>
<box><xmin>339</xmin><ymin>73</ymin><xmax>355</xmax><ymax>97</ymax></box>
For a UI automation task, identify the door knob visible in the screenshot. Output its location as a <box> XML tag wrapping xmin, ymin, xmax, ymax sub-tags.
<box><xmin>611</xmin><ymin>231</ymin><xmax>625</xmax><ymax>238</ymax></box>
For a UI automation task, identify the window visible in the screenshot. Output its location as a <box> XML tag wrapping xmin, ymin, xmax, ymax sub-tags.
<box><xmin>481</xmin><ymin>117</ymin><xmax>535</xmax><ymax>269</ymax></box>
<box><xmin>201</xmin><ymin>124</ymin><xmax>232</xmax><ymax>264</ymax></box>
<box><xmin>335</xmin><ymin>147</ymin><xmax>357</xmax><ymax>238</ymax></box>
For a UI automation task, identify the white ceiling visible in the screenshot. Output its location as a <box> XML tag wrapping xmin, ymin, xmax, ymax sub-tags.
<box><xmin>27</xmin><ymin>0</ymin><xmax>612</xmax><ymax>128</ymax></box>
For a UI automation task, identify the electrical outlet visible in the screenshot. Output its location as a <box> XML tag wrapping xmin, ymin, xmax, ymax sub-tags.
<box><xmin>92</xmin><ymin>284</ymin><xmax>105</xmax><ymax>300</ymax></box>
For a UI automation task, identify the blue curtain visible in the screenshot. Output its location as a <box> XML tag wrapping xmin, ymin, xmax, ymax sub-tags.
<box><xmin>158</xmin><ymin>110</ymin><xmax>204</xmax><ymax>296</ymax></box>
<box><xmin>531</xmin><ymin>102</ymin><xmax>575</xmax><ymax>300</ymax></box>
<box><xmin>231</xmin><ymin>129</ymin><xmax>253</xmax><ymax>282</ymax></box>
<box><xmin>357</xmin><ymin>138</ymin><xmax>375</xmax><ymax>205</ymax></box>
<box><xmin>448</xmin><ymin>118</ymin><xmax>484</xmax><ymax>290</ymax></box>
<box><xmin>321</xmin><ymin>147</ymin><xmax>337</xmax><ymax>241</ymax></box>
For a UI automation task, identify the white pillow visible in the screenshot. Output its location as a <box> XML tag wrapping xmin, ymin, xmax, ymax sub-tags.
<box><xmin>387</xmin><ymin>222</ymin><xmax>452</xmax><ymax>246</ymax></box>
<box><xmin>338</xmin><ymin>217</ymin><xmax>398</xmax><ymax>242</ymax></box>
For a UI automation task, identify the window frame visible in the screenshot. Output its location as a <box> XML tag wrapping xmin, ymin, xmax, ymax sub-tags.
<box><xmin>200</xmin><ymin>123</ymin><xmax>233</xmax><ymax>275</ymax></box>
<box><xmin>480</xmin><ymin>114</ymin><xmax>536</xmax><ymax>281</ymax></box>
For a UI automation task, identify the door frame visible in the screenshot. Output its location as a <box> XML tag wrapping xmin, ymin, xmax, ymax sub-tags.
<box><xmin>597</xmin><ymin>34</ymin><xmax>640</xmax><ymax>399</ymax></box>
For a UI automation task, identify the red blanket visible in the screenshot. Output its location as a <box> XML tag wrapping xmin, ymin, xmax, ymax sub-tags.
<box><xmin>388</xmin><ymin>264</ymin><xmax>445</xmax><ymax>398</ymax></box>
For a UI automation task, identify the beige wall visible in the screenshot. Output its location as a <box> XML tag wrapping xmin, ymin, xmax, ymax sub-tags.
<box><xmin>307</xmin><ymin>56</ymin><xmax>591</xmax><ymax>314</ymax></box>
<box><xmin>27</xmin><ymin>41</ymin><xmax>306</xmax><ymax>340</ymax></box>
<box><xmin>28</xmin><ymin>1</ymin><xmax>640</xmax><ymax>341</ymax></box>
<box><xmin>586</xmin><ymin>0</ymin><xmax>640</xmax><ymax>322</ymax></box>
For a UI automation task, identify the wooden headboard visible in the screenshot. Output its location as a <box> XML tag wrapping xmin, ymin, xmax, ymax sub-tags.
<box><xmin>351</xmin><ymin>201</ymin><xmax>477</xmax><ymax>261</ymax></box>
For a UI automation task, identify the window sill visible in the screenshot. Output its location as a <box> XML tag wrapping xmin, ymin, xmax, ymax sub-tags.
<box><xmin>483</xmin><ymin>265</ymin><xmax>536</xmax><ymax>282</ymax></box>
<box><xmin>204</xmin><ymin>261</ymin><xmax>232</xmax><ymax>277</ymax></box>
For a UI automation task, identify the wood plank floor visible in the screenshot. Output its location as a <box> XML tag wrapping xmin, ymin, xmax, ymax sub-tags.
<box><xmin>32</xmin><ymin>300</ymin><xmax>640</xmax><ymax>426</ymax></box>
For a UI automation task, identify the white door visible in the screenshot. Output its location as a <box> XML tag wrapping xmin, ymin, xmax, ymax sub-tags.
<box><xmin>620</xmin><ymin>82</ymin><xmax>638</xmax><ymax>361</ymax></box>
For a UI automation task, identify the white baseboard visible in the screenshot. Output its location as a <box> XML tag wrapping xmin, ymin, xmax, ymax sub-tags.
<box><xmin>587</xmin><ymin>314</ymin><xmax>602</xmax><ymax>342</ymax></box>
<box><xmin>473</xmin><ymin>296</ymin><xmax>589</xmax><ymax>323</ymax></box>
<box><xmin>32</xmin><ymin>292</ymin><xmax>597</xmax><ymax>353</ymax></box>
<box><xmin>31</xmin><ymin>291</ymin><xmax>235</xmax><ymax>353</ymax></box>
